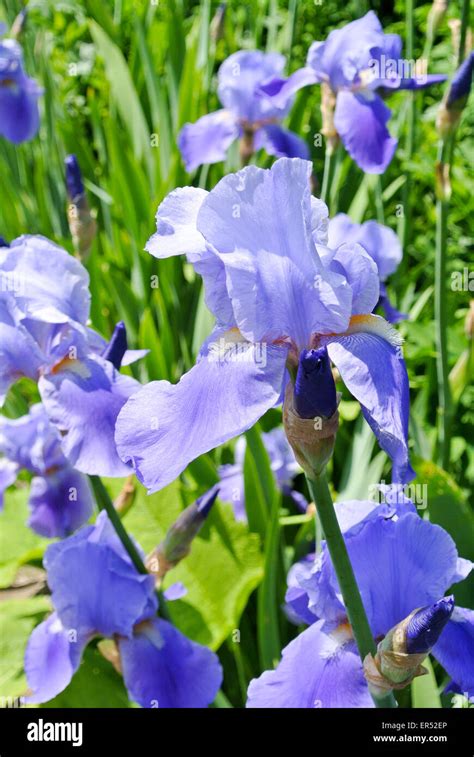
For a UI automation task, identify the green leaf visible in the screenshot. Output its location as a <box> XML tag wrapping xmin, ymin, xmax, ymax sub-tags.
<box><xmin>257</xmin><ymin>488</ymin><xmax>282</xmax><ymax>670</ymax></box>
<box><xmin>411</xmin><ymin>657</ymin><xmax>441</xmax><ymax>708</ymax></box>
<box><xmin>0</xmin><ymin>488</ymin><xmax>51</xmax><ymax>589</ymax></box>
<box><xmin>45</xmin><ymin>645</ymin><xmax>133</xmax><ymax>708</ymax></box>
<box><xmin>0</xmin><ymin>597</ymin><xmax>51</xmax><ymax>701</ymax></box>
<box><xmin>89</xmin><ymin>21</ymin><xmax>151</xmax><ymax>164</ymax></box>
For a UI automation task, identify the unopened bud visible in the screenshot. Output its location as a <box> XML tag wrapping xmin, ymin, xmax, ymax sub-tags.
<box><xmin>437</xmin><ymin>52</ymin><xmax>474</xmax><ymax>138</ymax></box>
<box><xmin>65</xmin><ymin>154</ymin><xmax>96</xmax><ymax>260</ymax></box>
<box><xmin>146</xmin><ymin>486</ymin><xmax>219</xmax><ymax>581</ymax></box>
<box><xmin>113</xmin><ymin>475</ymin><xmax>136</xmax><ymax>516</ymax></box>
<box><xmin>364</xmin><ymin>597</ymin><xmax>454</xmax><ymax>697</ymax></box>
<box><xmin>427</xmin><ymin>0</ymin><xmax>448</xmax><ymax>40</ymax></box>
<box><xmin>210</xmin><ymin>3</ymin><xmax>226</xmax><ymax>43</ymax></box>
<box><xmin>11</xmin><ymin>8</ymin><xmax>28</xmax><ymax>39</ymax></box>
<box><xmin>283</xmin><ymin>378</ymin><xmax>340</xmax><ymax>478</ymax></box>
<box><xmin>294</xmin><ymin>347</ymin><xmax>337</xmax><ymax>420</ymax></box>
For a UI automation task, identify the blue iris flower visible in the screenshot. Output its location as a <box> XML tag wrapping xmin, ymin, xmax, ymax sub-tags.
<box><xmin>0</xmin><ymin>29</ymin><xmax>42</xmax><ymax>144</ymax></box>
<box><xmin>116</xmin><ymin>158</ymin><xmax>414</xmax><ymax>492</ymax></box>
<box><xmin>24</xmin><ymin>510</ymin><xmax>222</xmax><ymax>707</ymax></box>
<box><xmin>259</xmin><ymin>11</ymin><xmax>446</xmax><ymax>173</ymax></box>
<box><xmin>247</xmin><ymin>490</ymin><xmax>474</xmax><ymax>707</ymax></box>
<box><xmin>0</xmin><ymin>235</ymin><xmax>146</xmax><ymax>477</ymax></box>
<box><xmin>178</xmin><ymin>50</ymin><xmax>310</xmax><ymax>171</ymax></box>
<box><xmin>0</xmin><ymin>403</ymin><xmax>93</xmax><ymax>537</ymax></box>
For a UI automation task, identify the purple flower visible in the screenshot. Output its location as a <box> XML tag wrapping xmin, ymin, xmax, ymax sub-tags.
<box><xmin>247</xmin><ymin>493</ymin><xmax>474</xmax><ymax>707</ymax></box>
<box><xmin>260</xmin><ymin>11</ymin><xmax>446</xmax><ymax>173</ymax></box>
<box><xmin>0</xmin><ymin>236</ymin><xmax>142</xmax><ymax>476</ymax></box>
<box><xmin>218</xmin><ymin>427</ymin><xmax>307</xmax><ymax>521</ymax></box>
<box><xmin>328</xmin><ymin>214</ymin><xmax>406</xmax><ymax>323</ymax></box>
<box><xmin>178</xmin><ymin>50</ymin><xmax>309</xmax><ymax>171</ymax></box>
<box><xmin>0</xmin><ymin>34</ymin><xmax>42</xmax><ymax>144</ymax></box>
<box><xmin>446</xmin><ymin>52</ymin><xmax>474</xmax><ymax>110</ymax></box>
<box><xmin>0</xmin><ymin>404</ymin><xmax>94</xmax><ymax>537</ymax></box>
<box><xmin>64</xmin><ymin>154</ymin><xmax>85</xmax><ymax>201</ymax></box>
<box><xmin>116</xmin><ymin>158</ymin><xmax>414</xmax><ymax>491</ymax></box>
<box><xmin>24</xmin><ymin>511</ymin><xmax>222</xmax><ymax>707</ymax></box>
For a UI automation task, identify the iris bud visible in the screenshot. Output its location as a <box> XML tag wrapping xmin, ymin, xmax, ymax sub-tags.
<box><xmin>364</xmin><ymin>597</ymin><xmax>454</xmax><ymax>697</ymax></box>
<box><xmin>146</xmin><ymin>486</ymin><xmax>219</xmax><ymax>582</ymax></box>
<box><xmin>406</xmin><ymin>596</ymin><xmax>454</xmax><ymax>654</ymax></box>
<box><xmin>65</xmin><ymin>154</ymin><xmax>96</xmax><ymax>260</ymax></box>
<box><xmin>102</xmin><ymin>321</ymin><xmax>128</xmax><ymax>370</ymax></box>
<box><xmin>210</xmin><ymin>3</ymin><xmax>226</xmax><ymax>43</ymax></box>
<box><xmin>284</xmin><ymin>348</ymin><xmax>340</xmax><ymax>478</ymax></box>
<box><xmin>437</xmin><ymin>52</ymin><xmax>474</xmax><ymax>138</ymax></box>
<box><xmin>294</xmin><ymin>347</ymin><xmax>337</xmax><ymax>420</ymax></box>
<box><xmin>11</xmin><ymin>8</ymin><xmax>28</xmax><ymax>39</ymax></box>
<box><xmin>65</xmin><ymin>154</ymin><xmax>84</xmax><ymax>201</ymax></box>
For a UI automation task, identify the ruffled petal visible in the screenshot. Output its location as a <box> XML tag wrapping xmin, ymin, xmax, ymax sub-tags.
<box><xmin>433</xmin><ymin>607</ymin><xmax>474</xmax><ymax>697</ymax></box>
<box><xmin>0</xmin><ymin>293</ymin><xmax>45</xmax><ymax>399</ymax></box>
<box><xmin>145</xmin><ymin>186</ymin><xmax>234</xmax><ymax>328</ymax></box>
<box><xmin>258</xmin><ymin>66</ymin><xmax>319</xmax><ymax>109</ymax></box>
<box><xmin>119</xmin><ymin>618</ymin><xmax>222</xmax><ymax>708</ymax></box>
<box><xmin>217</xmin><ymin>50</ymin><xmax>288</xmax><ymax>121</ymax></box>
<box><xmin>306</xmin><ymin>510</ymin><xmax>461</xmax><ymax>637</ymax></box>
<box><xmin>247</xmin><ymin>620</ymin><xmax>373</xmax><ymax>708</ymax></box>
<box><xmin>25</xmin><ymin>613</ymin><xmax>87</xmax><ymax>704</ymax></box>
<box><xmin>39</xmin><ymin>355</ymin><xmax>140</xmax><ymax>477</ymax></box>
<box><xmin>178</xmin><ymin>110</ymin><xmax>238</xmax><ymax>172</ymax></box>
<box><xmin>0</xmin><ymin>403</ymin><xmax>65</xmax><ymax>474</ymax></box>
<box><xmin>28</xmin><ymin>468</ymin><xmax>94</xmax><ymax>538</ymax></box>
<box><xmin>328</xmin><ymin>214</ymin><xmax>402</xmax><ymax>281</ymax></box>
<box><xmin>334</xmin><ymin>91</ymin><xmax>397</xmax><ymax>174</ymax></box>
<box><xmin>324</xmin><ymin>316</ymin><xmax>415</xmax><ymax>483</ymax></box>
<box><xmin>116</xmin><ymin>335</ymin><xmax>288</xmax><ymax>492</ymax></box>
<box><xmin>0</xmin><ymin>236</ymin><xmax>90</xmax><ymax>326</ymax></box>
<box><xmin>324</xmin><ymin>242</ymin><xmax>380</xmax><ymax>315</ymax></box>
<box><xmin>44</xmin><ymin>512</ymin><xmax>157</xmax><ymax>639</ymax></box>
<box><xmin>255</xmin><ymin>123</ymin><xmax>310</xmax><ymax>159</ymax></box>
<box><xmin>145</xmin><ymin>187</ymin><xmax>208</xmax><ymax>260</ymax></box>
<box><xmin>197</xmin><ymin>158</ymin><xmax>352</xmax><ymax>346</ymax></box>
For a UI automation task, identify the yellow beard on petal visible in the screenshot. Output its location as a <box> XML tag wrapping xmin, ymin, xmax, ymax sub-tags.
<box><xmin>342</xmin><ymin>314</ymin><xmax>404</xmax><ymax>347</ymax></box>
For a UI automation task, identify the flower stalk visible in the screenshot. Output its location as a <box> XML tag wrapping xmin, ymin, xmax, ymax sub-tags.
<box><xmin>89</xmin><ymin>475</ymin><xmax>148</xmax><ymax>575</ymax></box>
<box><xmin>306</xmin><ymin>474</ymin><xmax>398</xmax><ymax>709</ymax></box>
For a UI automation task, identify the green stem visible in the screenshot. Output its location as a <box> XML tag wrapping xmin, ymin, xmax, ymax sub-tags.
<box><xmin>89</xmin><ymin>475</ymin><xmax>148</xmax><ymax>574</ymax></box>
<box><xmin>90</xmin><ymin>476</ymin><xmax>171</xmax><ymax>619</ymax></box>
<box><xmin>320</xmin><ymin>147</ymin><xmax>337</xmax><ymax>206</ymax></box>
<box><xmin>306</xmin><ymin>474</ymin><xmax>397</xmax><ymax>709</ymax></box>
<box><xmin>434</xmin><ymin>140</ymin><xmax>454</xmax><ymax>469</ymax></box>
<box><xmin>396</xmin><ymin>0</ymin><xmax>416</xmax><ymax>278</ymax></box>
<box><xmin>458</xmin><ymin>0</ymin><xmax>471</xmax><ymax>66</ymax></box>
